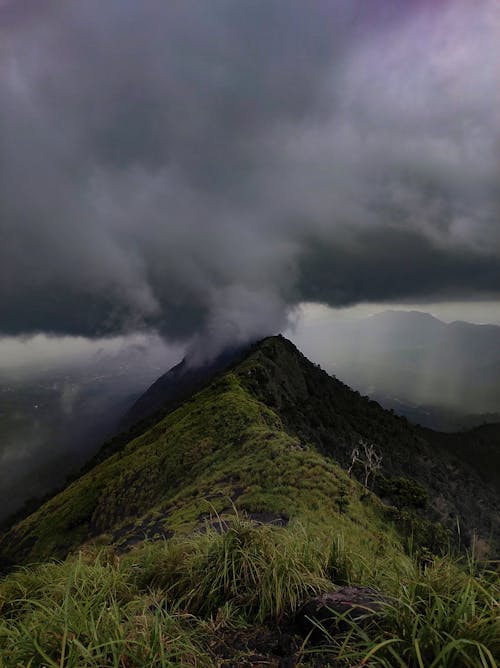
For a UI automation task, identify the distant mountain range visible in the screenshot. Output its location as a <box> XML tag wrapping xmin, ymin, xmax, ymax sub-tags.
<box><xmin>300</xmin><ymin>310</ymin><xmax>500</xmax><ymax>429</ymax></box>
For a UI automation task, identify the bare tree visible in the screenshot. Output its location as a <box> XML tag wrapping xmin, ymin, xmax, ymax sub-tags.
<box><xmin>347</xmin><ymin>445</ymin><xmax>360</xmax><ymax>477</ymax></box>
<box><xmin>348</xmin><ymin>439</ymin><xmax>383</xmax><ymax>489</ymax></box>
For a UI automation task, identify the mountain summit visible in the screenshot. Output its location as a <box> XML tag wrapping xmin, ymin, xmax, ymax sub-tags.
<box><xmin>1</xmin><ymin>335</ymin><xmax>499</xmax><ymax>567</ymax></box>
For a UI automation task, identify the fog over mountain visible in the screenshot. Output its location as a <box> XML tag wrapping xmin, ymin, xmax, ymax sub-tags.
<box><xmin>291</xmin><ymin>308</ymin><xmax>500</xmax><ymax>430</ymax></box>
<box><xmin>1</xmin><ymin>0</ymin><xmax>499</xmax><ymax>359</ymax></box>
<box><xmin>1</xmin><ymin>1</ymin><xmax>499</xmax><ymax>521</ymax></box>
<box><xmin>0</xmin><ymin>335</ymin><xmax>180</xmax><ymax>521</ymax></box>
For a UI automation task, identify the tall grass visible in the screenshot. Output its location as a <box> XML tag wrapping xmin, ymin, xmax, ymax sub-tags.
<box><xmin>308</xmin><ymin>553</ymin><xmax>500</xmax><ymax>667</ymax></box>
<box><xmin>0</xmin><ymin>551</ymin><xmax>207</xmax><ymax>667</ymax></box>
<box><xmin>130</xmin><ymin>515</ymin><xmax>330</xmax><ymax>623</ymax></box>
<box><xmin>0</xmin><ymin>518</ymin><xmax>498</xmax><ymax>667</ymax></box>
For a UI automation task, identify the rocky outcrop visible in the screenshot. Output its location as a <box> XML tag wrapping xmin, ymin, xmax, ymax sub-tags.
<box><xmin>296</xmin><ymin>586</ymin><xmax>387</xmax><ymax>639</ymax></box>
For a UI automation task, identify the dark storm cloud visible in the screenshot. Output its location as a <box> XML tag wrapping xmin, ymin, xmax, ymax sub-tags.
<box><xmin>298</xmin><ymin>228</ymin><xmax>500</xmax><ymax>306</ymax></box>
<box><xmin>0</xmin><ymin>0</ymin><xmax>499</xmax><ymax>354</ymax></box>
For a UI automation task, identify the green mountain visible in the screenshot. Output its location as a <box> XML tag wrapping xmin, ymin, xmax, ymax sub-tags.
<box><xmin>1</xmin><ymin>335</ymin><xmax>498</xmax><ymax>567</ymax></box>
<box><xmin>1</xmin><ymin>336</ymin><xmax>499</xmax><ymax>667</ymax></box>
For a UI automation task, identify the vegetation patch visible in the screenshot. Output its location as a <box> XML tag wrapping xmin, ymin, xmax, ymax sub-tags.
<box><xmin>0</xmin><ymin>518</ymin><xmax>497</xmax><ymax>667</ymax></box>
<box><xmin>0</xmin><ymin>335</ymin><xmax>498</xmax><ymax>664</ymax></box>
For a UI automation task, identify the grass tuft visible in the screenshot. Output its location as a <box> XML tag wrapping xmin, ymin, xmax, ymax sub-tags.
<box><xmin>0</xmin><ymin>552</ymin><xmax>206</xmax><ymax>667</ymax></box>
<box><xmin>308</xmin><ymin>553</ymin><xmax>500</xmax><ymax>667</ymax></box>
<box><xmin>130</xmin><ymin>514</ymin><xmax>330</xmax><ymax>623</ymax></box>
<box><xmin>1</xmin><ymin>518</ymin><xmax>497</xmax><ymax>666</ymax></box>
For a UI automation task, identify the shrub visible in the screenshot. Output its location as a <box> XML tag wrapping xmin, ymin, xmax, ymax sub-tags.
<box><xmin>377</xmin><ymin>476</ymin><xmax>429</xmax><ymax>510</ymax></box>
<box><xmin>385</xmin><ymin>506</ymin><xmax>450</xmax><ymax>555</ymax></box>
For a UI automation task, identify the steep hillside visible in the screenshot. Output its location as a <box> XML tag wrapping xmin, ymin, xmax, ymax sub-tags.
<box><xmin>1</xmin><ymin>336</ymin><xmax>499</xmax><ymax>667</ymax></box>
<box><xmin>424</xmin><ymin>422</ymin><xmax>500</xmax><ymax>489</ymax></box>
<box><xmin>237</xmin><ymin>337</ymin><xmax>499</xmax><ymax>546</ymax></box>
<box><xmin>0</xmin><ymin>352</ymin><xmax>401</xmax><ymax>568</ymax></box>
<box><xmin>119</xmin><ymin>345</ymin><xmax>246</xmax><ymax>431</ymax></box>
<box><xmin>1</xmin><ymin>336</ymin><xmax>499</xmax><ymax>568</ymax></box>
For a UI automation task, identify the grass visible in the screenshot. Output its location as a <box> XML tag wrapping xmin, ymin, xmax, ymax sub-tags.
<box><xmin>1</xmin><ymin>517</ymin><xmax>498</xmax><ymax>667</ymax></box>
<box><xmin>0</xmin><ymin>370</ymin><xmax>407</xmax><ymax>572</ymax></box>
<box><xmin>306</xmin><ymin>550</ymin><xmax>500</xmax><ymax>667</ymax></box>
<box><xmin>129</xmin><ymin>515</ymin><xmax>330</xmax><ymax>623</ymax></box>
<box><xmin>0</xmin><ymin>551</ymin><xmax>207</xmax><ymax>667</ymax></box>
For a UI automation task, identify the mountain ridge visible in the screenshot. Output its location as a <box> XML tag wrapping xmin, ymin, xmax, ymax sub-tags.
<box><xmin>120</xmin><ymin>344</ymin><xmax>249</xmax><ymax>431</ymax></box>
<box><xmin>1</xmin><ymin>335</ymin><xmax>498</xmax><ymax>569</ymax></box>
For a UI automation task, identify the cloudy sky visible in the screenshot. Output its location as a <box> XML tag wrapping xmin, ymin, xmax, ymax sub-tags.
<box><xmin>1</xmin><ymin>0</ymin><xmax>499</xmax><ymax>365</ymax></box>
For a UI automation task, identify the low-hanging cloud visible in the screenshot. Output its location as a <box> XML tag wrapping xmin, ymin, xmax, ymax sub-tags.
<box><xmin>1</xmin><ymin>0</ymin><xmax>499</xmax><ymax>357</ymax></box>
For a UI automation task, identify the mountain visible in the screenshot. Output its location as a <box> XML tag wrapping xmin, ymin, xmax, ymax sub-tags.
<box><xmin>297</xmin><ymin>310</ymin><xmax>500</xmax><ymax>426</ymax></box>
<box><xmin>1</xmin><ymin>335</ymin><xmax>499</xmax><ymax>666</ymax></box>
<box><xmin>1</xmin><ymin>335</ymin><xmax>498</xmax><ymax>568</ymax></box>
<box><xmin>119</xmin><ymin>345</ymin><xmax>247</xmax><ymax>431</ymax></box>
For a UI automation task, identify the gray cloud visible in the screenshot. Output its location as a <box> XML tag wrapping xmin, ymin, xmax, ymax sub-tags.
<box><xmin>1</xmin><ymin>0</ymin><xmax>499</xmax><ymax>355</ymax></box>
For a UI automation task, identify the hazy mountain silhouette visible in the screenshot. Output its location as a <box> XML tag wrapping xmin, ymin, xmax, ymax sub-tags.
<box><xmin>319</xmin><ymin>311</ymin><xmax>500</xmax><ymax>423</ymax></box>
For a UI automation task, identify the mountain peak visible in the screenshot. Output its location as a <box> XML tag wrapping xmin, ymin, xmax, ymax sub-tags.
<box><xmin>1</xmin><ymin>333</ymin><xmax>498</xmax><ymax>567</ymax></box>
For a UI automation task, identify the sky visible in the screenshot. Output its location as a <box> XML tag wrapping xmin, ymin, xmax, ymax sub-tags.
<box><xmin>1</xmin><ymin>0</ymin><xmax>499</xmax><ymax>367</ymax></box>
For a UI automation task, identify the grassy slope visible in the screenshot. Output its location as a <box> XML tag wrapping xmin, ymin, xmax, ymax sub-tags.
<box><xmin>0</xmin><ymin>519</ymin><xmax>498</xmax><ymax>667</ymax></box>
<box><xmin>235</xmin><ymin>337</ymin><xmax>500</xmax><ymax>553</ymax></box>
<box><xmin>2</xmin><ymin>335</ymin><xmax>499</xmax><ymax>565</ymax></box>
<box><xmin>0</xmin><ymin>368</ymin><xmax>402</xmax><ymax>570</ymax></box>
<box><xmin>0</xmin><ymin>338</ymin><xmax>499</xmax><ymax>666</ymax></box>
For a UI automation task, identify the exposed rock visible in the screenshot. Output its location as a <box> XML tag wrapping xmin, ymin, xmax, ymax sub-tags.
<box><xmin>246</xmin><ymin>511</ymin><xmax>289</xmax><ymax>527</ymax></box>
<box><xmin>197</xmin><ymin>509</ymin><xmax>289</xmax><ymax>534</ymax></box>
<box><xmin>296</xmin><ymin>586</ymin><xmax>387</xmax><ymax>639</ymax></box>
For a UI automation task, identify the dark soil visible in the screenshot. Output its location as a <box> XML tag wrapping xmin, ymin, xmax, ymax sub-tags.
<box><xmin>205</xmin><ymin>623</ymin><xmax>339</xmax><ymax>667</ymax></box>
<box><xmin>206</xmin><ymin>626</ymin><xmax>300</xmax><ymax>667</ymax></box>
